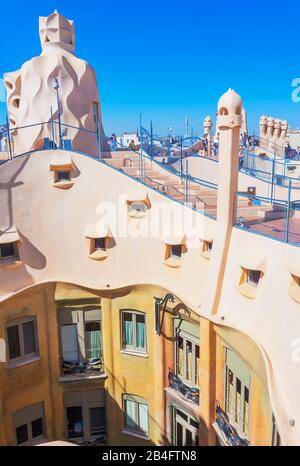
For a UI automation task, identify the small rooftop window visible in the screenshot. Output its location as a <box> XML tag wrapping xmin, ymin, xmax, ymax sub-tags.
<box><xmin>238</xmin><ymin>267</ymin><xmax>263</xmax><ymax>300</ymax></box>
<box><xmin>0</xmin><ymin>227</ymin><xmax>21</xmax><ymax>264</ymax></box>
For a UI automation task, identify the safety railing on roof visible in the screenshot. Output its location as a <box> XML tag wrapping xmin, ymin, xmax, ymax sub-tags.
<box><xmin>234</xmin><ymin>190</ymin><xmax>300</xmax><ymax>246</ymax></box>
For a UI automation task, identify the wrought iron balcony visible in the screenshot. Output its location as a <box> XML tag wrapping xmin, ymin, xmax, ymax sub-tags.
<box><xmin>215</xmin><ymin>401</ymin><xmax>250</xmax><ymax>446</ymax></box>
<box><xmin>59</xmin><ymin>357</ymin><xmax>105</xmax><ymax>382</ymax></box>
<box><xmin>168</xmin><ymin>369</ymin><xmax>199</xmax><ymax>405</ymax></box>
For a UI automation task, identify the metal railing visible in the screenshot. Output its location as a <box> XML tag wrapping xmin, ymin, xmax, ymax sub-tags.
<box><xmin>234</xmin><ymin>190</ymin><xmax>300</xmax><ymax>247</ymax></box>
<box><xmin>215</xmin><ymin>401</ymin><xmax>250</xmax><ymax>446</ymax></box>
<box><xmin>168</xmin><ymin>369</ymin><xmax>199</xmax><ymax>405</ymax></box>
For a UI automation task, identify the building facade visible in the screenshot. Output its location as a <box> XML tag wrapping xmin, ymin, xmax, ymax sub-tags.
<box><xmin>0</xmin><ymin>11</ymin><xmax>299</xmax><ymax>447</ymax></box>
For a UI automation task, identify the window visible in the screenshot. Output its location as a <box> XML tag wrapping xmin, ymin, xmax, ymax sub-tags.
<box><xmin>85</xmin><ymin>321</ymin><xmax>102</xmax><ymax>360</ymax></box>
<box><xmin>59</xmin><ymin>308</ymin><xmax>102</xmax><ymax>365</ymax></box>
<box><xmin>64</xmin><ymin>390</ymin><xmax>106</xmax><ymax>443</ymax></box>
<box><xmin>176</xmin><ymin>329</ymin><xmax>200</xmax><ymax>387</ymax></box>
<box><xmin>67</xmin><ymin>406</ymin><xmax>84</xmax><ymax>439</ymax></box>
<box><xmin>128</xmin><ymin>202</ymin><xmax>147</xmax><ymax>217</ymax></box>
<box><xmin>164</xmin><ymin>242</ymin><xmax>187</xmax><ymax>268</ymax></box>
<box><xmin>171</xmin><ymin>245</ymin><xmax>182</xmax><ymax>258</ymax></box>
<box><xmin>123</xmin><ymin>395</ymin><xmax>149</xmax><ymax>437</ymax></box>
<box><xmin>173</xmin><ymin>407</ymin><xmax>199</xmax><ymax>446</ymax></box>
<box><xmin>201</xmin><ymin>240</ymin><xmax>213</xmax><ymax>259</ymax></box>
<box><xmin>247</xmin><ymin>269</ymin><xmax>261</xmax><ymax>287</ymax></box>
<box><xmin>94</xmin><ymin>238</ymin><xmax>106</xmax><ymax>251</ymax></box>
<box><xmin>121</xmin><ymin>311</ymin><xmax>146</xmax><ymax>353</ymax></box>
<box><xmin>0</xmin><ymin>242</ymin><xmax>17</xmax><ymax>260</ymax></box>
<box><xmin>225</xmin><ymin>349</ymin><xmax>250</xmax><ymax>437</ymax></box>
<box><xmin>13</xmin><ymin>402</ymin><xmax>45</xmax><ymax>446</ymax></box>
<box><xmin>238</xmin><ymin>267</ymin><xmax>263</xmax><ymax>299</ymax></box>
<box><xmin>6</xmin><ymin>317</ymin><xmax>38</xmax><ymax>364</ymax></box>
<box><xmin>55</xmin><ymin>170</ymin><xmax>71</xmax><ymax>182</ymax></box>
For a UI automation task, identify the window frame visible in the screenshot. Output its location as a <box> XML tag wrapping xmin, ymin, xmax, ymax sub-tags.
<box><xmin>121</xmin><ymin>310</ymin><xmax>147</xmax><ymax>354</ymax></box>
<box><xmin>172</xmin><ymin>406</ymin><xmax>200</xmax><ymax>446</ymax></box>
<box><xmin>224</xmin><ymin>349</ymin><xmax>250</xmax><ymax>437</ymax></box>
<box><xmin>59</xmin><ymin>308</ymin><xmax>102</xmax><ymax>364</ymax></box>
<box><xmin>175</xmin><ymin>328</ymin><xmax>200</xmax><ymax>387</ymax></box>
<box><xmin>123</xmin><ymin>394</ymin><xmax>149</xmax><ymax>438</ymax></box>
<box><xmin>6</xmin><ymin>316</ymin><xmax>39</xmax><ymax>366</ymax></box>
<box><xmin>64</xmin><ymin>391</ymin><xmax>106</xmax><ymax>442</ymax></box>
<box><xmin>13</xmin><ymin>402</ymin><xmax>46</xmax><ymax>446</ymax></box>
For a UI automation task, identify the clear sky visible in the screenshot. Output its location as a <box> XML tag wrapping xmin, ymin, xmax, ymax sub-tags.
<box><xmin>1</xmin><ymin>0</ymin><xmax>300</xmax><ymax>136</ymax></box>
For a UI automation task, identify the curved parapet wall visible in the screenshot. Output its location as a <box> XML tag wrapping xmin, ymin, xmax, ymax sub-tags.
<box><xmin>4</xmin><ymin>10</ymin><xmax>103</xmax><ymax>157</ymax></box>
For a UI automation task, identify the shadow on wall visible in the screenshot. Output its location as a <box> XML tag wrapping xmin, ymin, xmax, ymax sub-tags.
<box><xmin>0</xmin><ymin>155</ymin><xmax>31</xmax><ymax>230</ymax></box>
<box><xmin>18</xmin><ymin>231</ymin><xmax>47</xmax><ymax>270</ymax></box>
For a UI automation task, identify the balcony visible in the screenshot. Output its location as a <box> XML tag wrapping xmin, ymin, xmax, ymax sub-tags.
<box><xmin>213</xmin><ymin>401</ymin><xmax>250</xmax><ymax>446</ymax></box>
<box><xmin>58</xmin><ymin>357</ymin><xmax>106</xmax><ymax>383</ymax></box>
<box><xmin>168</xmin><ymin>369</ymin><xmax>199</xmax><ymax>405</ymax></box>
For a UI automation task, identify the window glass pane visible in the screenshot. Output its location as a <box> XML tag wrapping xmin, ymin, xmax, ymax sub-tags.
<box><xmin>16</xmin><ymin>424</ymin><xmax>28</xmax><ymax>445</ymax></box>
<box><xmin>136</xmin><ymin>315</ymin><xmax>146</xmax><ymax>350</ymax></box>
<box><xmin>1</xmin><ymin>243</ymin><xmax>15</xmax><ymax>258</ymax></box>
<box><xmin>123</xmin><ymin>313</ymin><xmax>134</xmax><ymax>347</ymax></box>
<box><xmin>226</xmin><ymin>368</ymin><xmax>234</xmax><ymax>416</ymax></box>
<box><xmin>125</xmin><ymin>400</ymin><xmax>137</xmax><ymax>430</ymax></box>
<box><xmin>235</xmin><ymin>378</ymin><xmax>242</xmax><ymax>424</ymax></box>
<box><xmin>94</xmin><ymin>238</ymin><xmax>106</xmax><ymax>250</ymax></box>
<box><xmin>90</xmin><ymin>407</ymin><xmax>106</xmax><ymax>436</ymax></box>
<box><xmin>186</xmin><ymin>340</ymin><xmax>193</xmax><ymax>382</ymax></box>
<box><xmin>243</xmin><ymin>386</ymin><xmax>249</xmax><ymax>434</ymax></box>
<box><xmin>177</xmin><ymin>336</ymin><xmax>184</xmax><ymax>377</ymax></box>
<box><xmin>61</xmin><ymin>325</ymin><xmax>79</xmax><ymax>362</ymax></box>
<box><xmin>85</xmin><ymin>322</ymin><xmax>102</xmax><ymax>360</ymax></box>
<box><xmin>176</xmin><ymin>409</ymin><xmax>188</xmax><ymax>422</ymax></box>
<box><xmin>23</xmin><ymin>321</ymin><xmax>36</xmax><ymax>355</ymax></box>
<box><xmin>171</xmin><ymin>245</ymin><xmax>182</xmax><ymax>257</ymax></box>
<box><xmin>67</xmin><ymin>406</ymin><xmax>83</xmax><ymax>439</ymax></box>
<box><xmin>195</xmin><ymin>345</ymin><xmax>200</xmax><ymax>386</ymax></box>
<box><xmin>176</xmin><ymin>422</ymin><xmax>183</xmax><ymax>446</ymax></box>
<box><xmin>139</xmin><ymin>403</ymin><xmax>148</xmax><ymax>434</ymax></box>
<box><xmin>190</xmin><ymin>418</ymin><xmax>200</xmax><ymax>429</ymax></box>
<box><xmin>31</xmin><ymin>418</ymin><xmax>43</xmax><ymax>438</ymax></box>
<box><xmin>57</xmin><ymin>171</ymin><xmax>70</xmax><ymax>181</ymax></box>
<box><xmin>7</xmin><ymin>325</ymin><xmax>21</xmax><ymax>360</ymax></box>
<box><xmin>185</xmin><ymin>428</ymin><xmax>193</xmax><ymax>446</ymax></box>
<box><xmin>248</xmin><ymin>269</ymin><xmax>261</xmax><ymax>285</ymax></box>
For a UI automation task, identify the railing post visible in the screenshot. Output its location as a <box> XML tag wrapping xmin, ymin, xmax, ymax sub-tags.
<box><xmin>6</xmin><ymin>115</ymin><xmax>13</xmax><ymax>160</ymax></box>
<box><xmin>150</xmin><ymin>120</ymin><xmax>154</xmax><ymax>160</ymax></box>
<box><xmin>50</xmin><ymin>106</ymin><xmax>55</xmax><ymax>149</ymax></box>
<box><xmin>185</xmin><ymin>160</ymin><xmax>189</xmax><ymax>203</ymax></box>
<box><xmin>97</xmin><ymin>118</ymin><xmax>102</xmax><ymax>160</ymax></box>
<box><xmin>180</xmin><ymin>137</ymin><xmax>183</xmax><ymax>180</ymax></box>
<box><xmin>139</xmin><ymin>114</ymin><xmax>144</xmax><ymax>182</ymax></box>
<box><xmin>285</xmin><ymin>179</ymin><xmax>292</xmax><ymax>243</ymax></box>
<box><xmin>271</xmin><ymin>156</ymin><xmax>275</xmax><ymax>202</ymax></box>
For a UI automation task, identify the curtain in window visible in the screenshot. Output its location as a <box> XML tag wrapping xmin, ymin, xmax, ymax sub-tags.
<box><xmin>124</xmin><ymin>316</ymin><xmax>133</xmax><ymax>347</ymax></box>
<box><xmin>86</xmin><ymin>330</ymin><xmax>102</xmax><ymax>360</ymax></box>
<box><xmin>139</xmin><ymin>403</ymin><xmax>148</xmax><ymax>434</ymax></box>
<box><xmin>136</xmin><ymin>320</ymin><xmax>145</xmax><ymax>349</ymax></box>
<box><xmin>125</xmin><ymin>400</ymin><xmax>136</xmax><ymax>429</ymax></box>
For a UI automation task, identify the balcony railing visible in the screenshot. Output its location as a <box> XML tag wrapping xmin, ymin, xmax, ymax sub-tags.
<box><xmin>60</xmin><ymin>357</ymin><xmax>105</xmax><ymax>381</ymax></box>
<box><xmin>215</xmin><ymin>401</ymin><xmax>249</xmax><ymax>446</ymax></box>
<box><xmin>168</xmin><ymin>369</ymin><xmax>199</xmax><ymax>405</ymax></box>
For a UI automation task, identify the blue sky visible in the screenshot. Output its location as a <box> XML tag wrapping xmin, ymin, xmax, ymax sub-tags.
<box><xmin>1</xmin><ymin>0</ymin><xmax>300</xmax><ymax>136</ymax></box>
